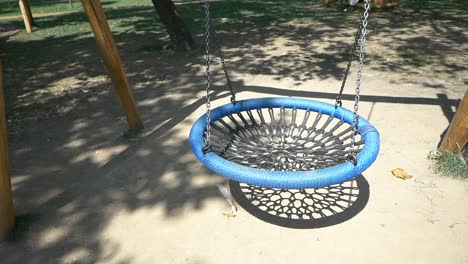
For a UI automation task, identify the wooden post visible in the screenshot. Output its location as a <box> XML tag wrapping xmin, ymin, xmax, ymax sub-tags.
<box><xmin>440</xmin><ymin>91</ymin><xmax>468</xmax><ymax>153</ymax></box>
<box><xmin>81</xmin><ymin>0</ymin><xmax>143</xmax><ymax>129</ymax></box>
<box><xmin>18</xmin><ymin>0</ymin><xmax>34</xmax><ymax>33</ymax></box>
<box><xmin>0</xmin><ymin>59</ymin><xmax>15</xmax><ymax>239</ymax></box>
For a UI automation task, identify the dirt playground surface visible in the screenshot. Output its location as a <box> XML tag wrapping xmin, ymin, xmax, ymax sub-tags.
<box><xmin>0</xmin><ymin>1</ymin><xmax>467</xmax><ymax>263</ymax></box>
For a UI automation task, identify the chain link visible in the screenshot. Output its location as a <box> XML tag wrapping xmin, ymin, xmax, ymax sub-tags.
<box><xmin>210</xmin><ymin>23</ymin><xmax>236</xmax><ymax>104</ymax></box>
<box><xmin>335</xmin><ymin>22</ymin><xmax>362</xmax><ymax>108</ymax></box>
<box><xmin>201</xmin><ymin>0</ymin><xmax>370</xmax><ymax>159</ymax></box>
<box><xmin>202</xmin><ymin>0</ymin><xmax>238</xmax><ymax>153</ymax></box>
<box><xmin>349</xmin><ymin>0</ymin><xmax>371</xmax><ymax>164</ymax></box>
<box><xmin>203</xmin><ymin>0</ymin><xmax>212</xmax><ymax>153</ymax></box>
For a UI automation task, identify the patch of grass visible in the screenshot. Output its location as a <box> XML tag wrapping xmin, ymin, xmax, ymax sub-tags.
<box><xmin>399</xmin><ymin>0</ymin><xmax>468</xmax><ymax>11</ymax></box>
<box><xmin>122</xmin><ymin>127</ymin><xmax>143</xmax><ymax>139</ymax></box>
<box><xmin>0</xmin><ymin>0</ymin><xmax>346</xmax><ymax>67</ymax></box>
<box><xmin>428</xmin><ymin>150</ymin><xmax>468</xmax><ymax>179</ymax></box>
<box><xmin>0</xmin><ymin>0</ymin><xmax>151</xmax><ymax>17</ymax></box>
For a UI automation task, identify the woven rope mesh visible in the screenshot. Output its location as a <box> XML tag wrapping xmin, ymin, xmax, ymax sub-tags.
<box><xmin>210</xmin><ymin>108</ymin><xmax>363</xmax><ymax>171</ymax></box>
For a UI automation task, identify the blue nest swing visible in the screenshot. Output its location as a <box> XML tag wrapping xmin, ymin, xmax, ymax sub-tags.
<box><xmin>190</xmin><ymin>0</ymin><xmax>379</xmax><ymax>189</ymax></box>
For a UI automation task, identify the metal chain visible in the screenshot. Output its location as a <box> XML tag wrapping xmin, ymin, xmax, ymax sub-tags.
<box><xmin>202</xmin><ymin>0</ymin><xmax>212</xmax><ymax>153</ymax></box>
<box><xmin>210</xmin><ymin>23</ymin><xmax>237</xmax><ymax>104</ymax></box>
<box><xmin>201</xmin><ymin>0</ymin><xmax>370</xmax><ymax>159</ymax></box>
<box><xmin>335</xmin><ymin>21</ymin><xmax>362</xmax><ymax>108</ymax></box>
<box><xmin>349</xmin><ymin>0</ymin><xmax>371</xmax><ymax>164</ymax></box>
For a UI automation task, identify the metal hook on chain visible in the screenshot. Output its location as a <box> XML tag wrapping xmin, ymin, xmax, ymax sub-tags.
<box><xmin>210</xmin><ymin>24</ymin><xmax>237</xmax><ymax>105</ymax></box>
<box><xmin>347</xmin><ymin>153</ymin><xmax>358</xmax><ymax>166</ymax></box>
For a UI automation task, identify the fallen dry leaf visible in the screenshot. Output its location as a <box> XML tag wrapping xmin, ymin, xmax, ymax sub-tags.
<box><xmin>223</xmin><ymin>212</ymin><xmax>237</xmax><ymax>218</ymax></box>
<box><xmin>392</xmin><ymin>168</ymin><xmax>413</xmax><ymax>180</ymax></box>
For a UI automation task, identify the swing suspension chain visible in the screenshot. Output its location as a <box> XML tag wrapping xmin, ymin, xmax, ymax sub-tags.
<box><xmin>203</xmin><ymin>0</ymin><xmax>237</xmax><ymax>153</ymax></box>
<box><xmin>349</xmin><ymin>0</ymin><xmax>371</xmax><ymax>164</ymax></box>
<box><xmin>210</xmin><ymin>21</ymin><xmax>236</xmax><ymax>104</ymax></box>
<box><xmin>202</xmin><ymin>0</ymin><xmax>212</xmax><ymax>153</ymax></box>
<box><xmin>335</xmin><ymin>22</ymin><xmax>362</xmax><ymax>108</ymax></box>
<box><xmin>202</xmin><ymin>0</ymin><xmax>371</xmax><ymax>159</ymax></box>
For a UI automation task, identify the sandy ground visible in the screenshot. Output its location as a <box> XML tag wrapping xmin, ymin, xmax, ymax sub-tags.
<box><xmin>1</xmin><ymin>3</ymin><xmax>467</xmax><ymax>264</ymax></box>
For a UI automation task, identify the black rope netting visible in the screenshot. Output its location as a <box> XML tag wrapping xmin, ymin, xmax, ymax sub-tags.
<box><xmin>210</xmin><ymin>108</ymin><xmax>363</xmax><ymax>171</ymax></box>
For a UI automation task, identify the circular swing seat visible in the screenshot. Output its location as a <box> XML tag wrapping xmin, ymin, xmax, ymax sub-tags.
<box><xmin>190</xmin><ymin>97</ymin><xmax>380</xmax><ymax>189</ymax></box>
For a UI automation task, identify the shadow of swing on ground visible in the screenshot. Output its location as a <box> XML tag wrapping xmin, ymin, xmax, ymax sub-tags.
<box><xmin>229</xmin><ymin>174</ymin><xmax>369</xmax><ymax>229</ymax></box>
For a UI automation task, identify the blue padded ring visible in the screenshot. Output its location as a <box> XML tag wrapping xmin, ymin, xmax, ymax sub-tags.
<box><xmin>189</xmin><ymin>97</ymin><xmax>380</xmax><ymax>189</ymax></box>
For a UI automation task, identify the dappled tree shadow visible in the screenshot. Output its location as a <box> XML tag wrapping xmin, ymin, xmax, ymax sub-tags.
<box><xmin>0</xmin><ymin>0</ymin><xmax>466</xmax><ymax>262</ymax></box>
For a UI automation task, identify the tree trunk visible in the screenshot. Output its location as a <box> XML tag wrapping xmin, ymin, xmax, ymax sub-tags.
<box><xmin>151</xmin><ymin>0</ymin><xmax>195</xmax><ymax>51</ymax></box>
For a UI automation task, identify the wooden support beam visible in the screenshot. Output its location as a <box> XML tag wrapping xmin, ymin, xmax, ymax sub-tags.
<box><xmin>19</xmin><ymin>0</ymin><xmax>34</xmax><ymax>33</ymax></box>
<box><xmin>0</xmin><ymin>59</ymin><xmax>15</xmax><ymax>239</ymax></box>
<box><xmin>81</xmin><ymin>0</ymin><xmax>143</xmax><ymax>130</ymax></box>
<box><xmin>440</xmin><ymin>91</ymin><xmax>468</xmax><ymax>153</ymax></box>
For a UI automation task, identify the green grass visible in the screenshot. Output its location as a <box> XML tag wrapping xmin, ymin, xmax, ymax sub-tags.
<box><xmin>399</xmin><ymin>0</ymin><xmax>468</xmax><ymax>11</ymax></box>
<box><xmin>1</xmin><ymin>0</ymin><xmax>366</xmax><ymax>73</ymax></box>
<box><xmin>0</xmin><ymin>0</ymin><xmax>342</xmax><ymax>51</ymax></box>
<box><xmin>0</xmin><ymin>0</ymin><xmax>151</xmax><ymax>17</ymax></box>
<box><xmin>0</xmin><ymin>0</ymin><xmax>328</xmax><ymax>35</ymax></box>
<box><xmin>428</xmin><ymin>150</ymin><xmax>468</xmax><ymax>179</ymax></box>
<box><xmin>0</xmin><ymin>0</ymin><xmax>360</xmax><ymax>81</ymax></box>
<box><xmin>0</xmin><ymin>0</ymin><xmax>321</xmax><ymax>18</ymax></box>
<box><xmin>3</xmin><ymin>0</ymin><xmax>468</xmax><ymax>18</ymax></box>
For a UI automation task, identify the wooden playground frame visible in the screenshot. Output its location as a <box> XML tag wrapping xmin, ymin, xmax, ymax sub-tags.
<box><xmin>1</xmin><ymin>0</ymin><xmax>143</xmax><ymax>238</ymax></box>
<box><xmin>1</xmin><ymin>0</ymin><xmax>467</xmax><ymax>238</ymax></box>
